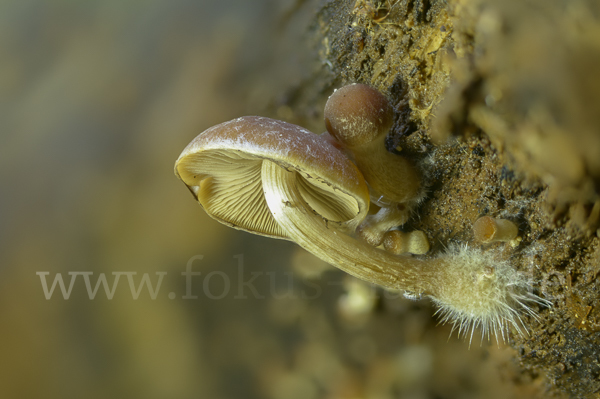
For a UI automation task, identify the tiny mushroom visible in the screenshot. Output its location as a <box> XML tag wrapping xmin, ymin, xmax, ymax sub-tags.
<box><xmin>324</xmin><ymin>83</ymin><xmax>422</xmax><ymax>246</ymax></box>
<box><xmin>356</xmin><ymin>204</ymin><xmax>410</xmax><ymax>246</ymax></box>
<box><xmin>473</xmin><ymin>216</ymin><xmax>519</xmax><ymax>243</ymax></box>
<box><xmin>383</xmin><ymin>230</ymin><xmax>430</xmax><ymax>255</ymax></box>
<box><xmin>176</xmin><ymin>115</ymin><xmax>548</xmax><ymax>343</ymax></box>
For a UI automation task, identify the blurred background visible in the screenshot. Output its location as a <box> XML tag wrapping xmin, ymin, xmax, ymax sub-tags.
<box><xmin>0</xmin><ymin>1</ymin><xmax>553</xmax><ymax>398</ymax></box>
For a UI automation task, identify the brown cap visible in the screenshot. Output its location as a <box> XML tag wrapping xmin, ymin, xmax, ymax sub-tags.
<box><xmin>175</xmin><ymin>116</ymin><xmax>370</xmax><ymax>239</ymax></box>
<box><xmin>324</xmin><ymin>83</ymin><xmax>394</xmax><ymax>148</ymax></box>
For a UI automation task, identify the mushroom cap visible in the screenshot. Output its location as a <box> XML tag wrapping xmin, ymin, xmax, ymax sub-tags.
<box><xmin>324</xmin><ymin>83</ymin><xmax>394</xmax><ymax>148</ymax></box>
<box><xmin>472</xmin><ymin>216</ymin><xmax>498</xmax><ymax>243</ymax></box>
<box><xmin>175</xmin><ymin>116</ymin><xmax>370</xmax><ymax>239</ymax></box>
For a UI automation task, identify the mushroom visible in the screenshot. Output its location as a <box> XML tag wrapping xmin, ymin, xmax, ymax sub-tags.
<box><xmin>383</xmin><ymin>229</ymin><xmax>430</xmax><ymax>255</ymax></box>
<box><xmin>176</xmin><ymin>116</ymin><xmax>548</xmax><ymax>342</ymax></box>
<box><xmin>355</xmin><ymin>204</ymin><xmax>410</xmax><ymax>246</ymax></box>
<box><xmin>324</xmin><ymin>83</ymin><xmax>423</xmax><ymax>246</ymax></box>
<box><xmin>473</xmin><ymin>216</ymin><xmax>519</xmax><ymax>243</ymax></box>
<box><xmin>176</xmin><ymin>115</ymin><xmax>390</xmax><ymax>284</ymax></box>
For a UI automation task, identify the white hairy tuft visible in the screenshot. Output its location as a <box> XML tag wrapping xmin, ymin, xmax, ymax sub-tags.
<box><xmin>429</xmin><ymin>245</ymin><xmax>551</xmax><ymax>346</ymax></box>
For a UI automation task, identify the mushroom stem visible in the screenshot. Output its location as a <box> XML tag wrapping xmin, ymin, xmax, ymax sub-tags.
<box><xmin>262</xmin><ymin>159</ymin><xmax>434</xmax><ymax>293</ymax></box>
<box><xmin>262</xmin><ymin>160</ymin><xmax>547</xmax><ymax>341</ymax></box>
<box><xmin>351</xmin><ymin>139</ymin><xmax>422</xmax><ymax>206</ymax></box>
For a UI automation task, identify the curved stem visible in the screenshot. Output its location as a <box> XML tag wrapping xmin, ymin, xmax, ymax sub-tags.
<box><xmin>261</xmin><ymin>160</ymin><xmax>437</xmax><ymax>293</ymax></box>
<box><xmin>261</xmin><ymin>160</ymin><xmax>547</xmax><ymax>341</ymax></box>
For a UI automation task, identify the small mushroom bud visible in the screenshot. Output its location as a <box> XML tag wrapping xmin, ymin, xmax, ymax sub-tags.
<box><xmin>324</xmin><ymin>83</ymin><xmax>421</xmax><ymax>205</ymax></box>
<box><xmin>383</xmin><ymin>230</ymin><xmax>430</xmax><ymax>255</ymax></box>
<box><xmin>473</xmin><ymin>216</ymin><xmax>519</xmax><ymax>243</ymax></box>
<box><xmin>356</xmin><ymin>204</ymin><xmax>409</xmax><ymax>246</ymax></box>
<box><xmin>324</xmin><ymin>83</ymin><xmax>423</xmax><ymax>245</ymax></box>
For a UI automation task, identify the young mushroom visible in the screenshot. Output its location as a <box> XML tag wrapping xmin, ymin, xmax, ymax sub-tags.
<box><xmin>176</xmin><ymin>116</ymin><xmax>549</xmax><ymax>343</ymax></box>
<box><xmin>356</xmin><ymin>204</ymin><xmax>411</xmax><ymax>246</ymax></box>
<box><xmin>324</xmin><ymin>83</ymin><xmax>423</xmax><ymax>246</ymax></box>
<box><xmin>383</xmin><ymin>230</ymin><xmax>430</xmax><ymax>255</ymax></box>
<box><xmin>473</xmin><ymin>216</ymin><xmax>519</xmax><ymax>243</ymax></box>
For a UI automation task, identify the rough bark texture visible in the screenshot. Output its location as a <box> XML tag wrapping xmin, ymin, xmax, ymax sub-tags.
<box><xmin>276</xmin><ymin>0</ymin><xmax>600</xmax><ymax>397</ymax></box>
